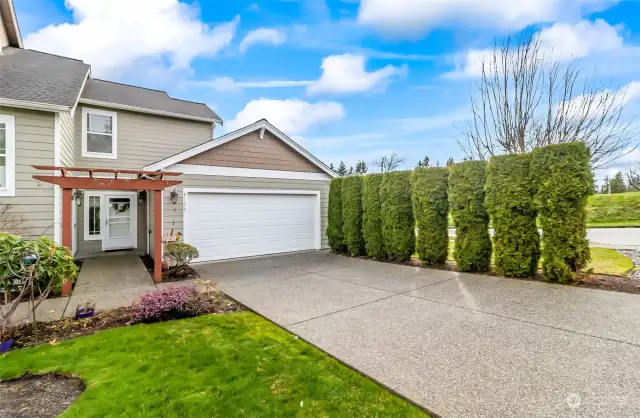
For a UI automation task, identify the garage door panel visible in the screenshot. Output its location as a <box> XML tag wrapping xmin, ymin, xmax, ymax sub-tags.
<box><xmin>185</xmin><ymin>191</ymin><xmax>318</xmax><ymax>262</ymax></box>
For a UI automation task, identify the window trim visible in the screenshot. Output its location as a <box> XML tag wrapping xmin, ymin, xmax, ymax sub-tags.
<box><xmin>81</xmin><ymin>107</ymin><xmax>117</xmax><ymax>159</ymax></box>
<box><xmin>84</xmin><ymin>192</ymin><xmax>103</xmax><ymax>241</ymax></box>
<box><xmin>0</xmin><ymin>114</ymin><xmax>16</xmax><ymax>197</ymax></box>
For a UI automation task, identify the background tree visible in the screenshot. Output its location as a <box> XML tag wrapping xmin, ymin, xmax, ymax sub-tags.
<box><xmin>329</xmin><ymin>163</ymin><xmax>335</xmax><ymax>171</ymax></box>
<box><xmin>347</xmin><ymin>166</ymin><xmax>354</xmax><ymax>176</ymax></box>
<box><xmin>600</xmin><ymin>176</ymin><xmax>610</xmax><ymax>194</ymax></box>
<box><xmin>609</xmin><ymin>171</ymin><xmax>627</xmax><ymax>194</ymax></box>
<box><xmin>355</xmin><ymin>160</ymin><xmax>368</xmax><ymax>174</ymax></box>
<box><xmin>336</xmin><ymin>161</ymin><xmax>347</xmax><ymax>177</ymax></box>
<box><xmin>629</xmin><ymin>167</ymin><xmax>640</xmax><ymax>190</ymax></box>
<box><xmin>446</xmin><ymin>157</ymin><xmax>455</xmax><ymax>166</ymax></box>
<box><xmin>460</xmin><ymin>34</ymin><xmax>636</xmax><ymax>169</ymax></box>
<box><xmin>415</xmin><ymin>156</ymin><xmax>430</xmax><ymax>168</ymax></box>
<box><xmin>373</xmin><ymin>152</ymin><xmax>405</xmax><ymax>173</ymax></box>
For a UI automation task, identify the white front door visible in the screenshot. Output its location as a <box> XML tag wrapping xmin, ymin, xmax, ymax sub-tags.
<box><xmin>102</xmin><ymin>194</ymin><xmax>136</xmax><ymax>251</ymax></box>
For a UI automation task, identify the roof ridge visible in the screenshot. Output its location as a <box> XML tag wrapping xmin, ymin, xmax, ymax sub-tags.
<box><xmin>22</xmin><ymin>48</ymin><xmax>88</xmax><ymax>64</ymax></box>
<box><xmin>91</xmin><ymin>78</ymin><xmax>170</xmax><ymax>96</ymax></box>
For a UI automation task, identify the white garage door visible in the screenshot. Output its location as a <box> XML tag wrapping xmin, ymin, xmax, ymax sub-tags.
<box><xmin>184</xmin><ymin>190</ymin><xmax>319</xmax><ymax>262</ymax></box>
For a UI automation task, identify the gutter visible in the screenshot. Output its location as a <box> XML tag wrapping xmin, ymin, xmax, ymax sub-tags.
<box><xmin>0</xmin><ymin>98</ymin><xmax>69</xmax><ymax>112</ymax></box>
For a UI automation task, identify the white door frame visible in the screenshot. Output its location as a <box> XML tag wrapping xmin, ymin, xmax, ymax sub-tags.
<box><xmin>182</xmin><ymin>188</ymin><xmax>322</xmax><ymax>255</ymax></box>
<box><xmin>101</xmin><ymin>192</ymin><xmax>138</xmax><ymax>251</ymax></box>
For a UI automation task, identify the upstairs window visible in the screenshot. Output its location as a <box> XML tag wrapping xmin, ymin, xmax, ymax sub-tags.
<box><xmin>0</xmin><ymin>114</ymin><xmax>16</xmax><ymax>197</ymax></box>
<box><xmin>82</xmin><ymin>108</ymin><xmax>117</xmax><ymax>159</ymax></box>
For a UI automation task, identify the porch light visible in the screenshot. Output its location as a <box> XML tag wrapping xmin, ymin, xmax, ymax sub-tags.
<box><xmin>169</xmin><ymin>189</ymin><xmax>179</xmax><ymax>204</ymax></box>
<box><xmin>73</xmin><ymin>190</ymin><xmax>83</xmax><ymax>207</ymax></box>
<box><xmin>138</xmin><ymin>191</ymin><xmax>147</xmax><ymax>205</ymax></box>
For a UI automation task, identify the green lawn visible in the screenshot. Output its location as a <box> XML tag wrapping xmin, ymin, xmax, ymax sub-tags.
<box><xmin>0</xmin><ymin>313</ymin><xmax>427</xmax><ymax>418</ymax></box>
<box><xmin>586</xmin><ymin>220</ymin><xmax>640</xmax><ymax>228</ymax></box>
<box><xmin>586</xmin><ymin>192</ymin><xmax>640</xmax><ymax>225</ymax></box>
<box><xmin>588</xmin><ymin>247</ymin><xmax>635</xmax><ymax>276</ymax></box>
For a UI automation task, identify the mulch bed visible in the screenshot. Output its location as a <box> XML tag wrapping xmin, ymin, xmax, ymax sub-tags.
<box><xmin>4</xmin><ymin>294</ymin><xmax>245</xmax><ymax>350</ymax></box>
<box><xmin>0</xmin><ymin>373</ymin><xmax>84</xmax><ymax>418</ymax></box>
<box><xmin>348</xmin><ymin>254</ymin><xmax>640</xmax><ymax>295</ymax></box>
<box><xmin>139</xmin><ymin>254</ymin><xmax>200</xmax><ymax>282</ymax></box>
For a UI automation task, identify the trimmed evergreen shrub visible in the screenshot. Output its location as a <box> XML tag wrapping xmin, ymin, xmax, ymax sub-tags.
<box><xmin>485</xmin><ymin>154</ymin><xmax>540</xmax><ymax>277</ymax></box>
<box><xmin>362</xmin><ymin>173</ymin><xmax>385</xmax><ymax>258</ymax></box>
<box><xmin>380</xmin><ymin>171</ymin><xmax>414</xmax><ymax>261</ymax></box>
<box><xmin>531</xmin><ymin>142</ymin><xmax>593</xmax><ymax>282</ymax></box>
<box><xmin>448</xmin><ymin>160</ymin><xmax>492</xmax><ymax>272</ymax></box>
<box><xmin>411</xmin><ymin>167</ymin><xmax>449</xmax><ymax>265</ymax></box>
<box><xmin>341</xmin><ymin>176</ymin><xmax>365</xmax><ymax>256</ymax></box>
<box><xmin>327</xmin><ymin>177</ymin><xmax>345</xmax><ymax>253</ymax></box>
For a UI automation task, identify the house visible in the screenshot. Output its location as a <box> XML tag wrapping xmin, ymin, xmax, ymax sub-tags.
<box><xmin>0</xmin><ymin>0</ymin><xmax>334</xmax><ymax>281</ymax></box>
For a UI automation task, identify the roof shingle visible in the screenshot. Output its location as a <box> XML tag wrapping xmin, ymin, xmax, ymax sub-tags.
<box><xmin>0</xmin><ymin>47</ymin><xmax>89</xmax><ymax>108</ymax></box>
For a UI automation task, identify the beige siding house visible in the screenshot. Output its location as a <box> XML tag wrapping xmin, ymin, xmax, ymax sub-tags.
<box><xmin>0</xmin><ymin>0</ymin><xmax>335</xmax><ymax>267</ymax></box>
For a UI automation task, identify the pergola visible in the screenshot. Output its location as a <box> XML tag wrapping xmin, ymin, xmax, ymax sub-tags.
<box><xmin>32</xmin><ymin>165</ymin><xmax>182</xmax><ymax>295</ymax></box>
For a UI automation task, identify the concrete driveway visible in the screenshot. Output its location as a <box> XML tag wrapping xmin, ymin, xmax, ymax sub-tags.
<box><xmin>195</xmin><ymin>251</ymin><xmax>640</xmax><ymax>418</ymax></box>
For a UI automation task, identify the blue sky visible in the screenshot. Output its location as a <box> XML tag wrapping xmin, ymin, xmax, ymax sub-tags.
<box><xmin>14</xmin><ymin>0</ymin><xmax>640</xmax><ymax>179</ymax></box>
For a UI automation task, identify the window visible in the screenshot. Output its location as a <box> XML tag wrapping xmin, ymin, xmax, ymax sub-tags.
<box><xmin>82</xmin><ymin>108</ymin><xmax>117</xmax><ymax>159</ymax></box>
<box><xmin>0</xmin><ymin>114</ymin><xmax>16</xmax><ymax>197</ymax></box>
<box><xmin>87</xmin><ymin>195</ymin><xmax>101</xmax><ymax>239</ymax></box>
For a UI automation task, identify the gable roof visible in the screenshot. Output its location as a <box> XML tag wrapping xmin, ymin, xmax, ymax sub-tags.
<box><xmin>79</xmin><ymin>79</ymin><xmax>222</xmax><ymax>123</ymax></box>
<box><xmin>0</xmin><ymin>47</ymin><xmax>90</xmax><ymax>110</ymax></box>
<box><xmin>0</xmin><ymin>0</ymin><xmax>22</xmax><ymax>48</ymax></box>
<box><xmin>144</xmin><ymin>119</ymin><xmax>337</xmax><ymax>177</ymax></box>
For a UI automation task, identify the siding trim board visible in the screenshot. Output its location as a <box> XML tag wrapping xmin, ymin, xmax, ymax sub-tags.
<box><xmin>144</xmin><ymin>119</ymin><xmax>337</xmax><ymax>178</ymax></box>
<box><xmin>53</xmin><ymin>113</ymin><xmax>61</xmax><ymax>243</ymax></box>
<box><xmin>169</xmin><ymin>163</ymin><xmax>332</xmax><ymax>181</ymax></box>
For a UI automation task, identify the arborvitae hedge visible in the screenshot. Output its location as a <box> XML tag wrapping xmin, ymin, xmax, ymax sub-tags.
<box><xmin>341</xmin><ymin>176</ymin><xmax>365</xmax><ymax>256</ymax></box>
<box><xmin>486</xmin><ymin>154</ymin><xmax>539</xmax><ymax>276</ymax></box>
<box><xmin>362</xmin><ymin>173</ymin><xmax>385</xmax><ymax>258</ymax></box>
<box><xmin>380</xmin><ymin>171</ymin><xmax>414</xmax><ymax>261</ymax></box>
<box><xmin>327</xmin><ymin>177</ymin><xmax>345</xmax><ymax>253</ymax></box>
<box><xmin>531</xmin><ymin>142</ymin><xmax>593</xmax><ymax>282</ymax></box>
<box><xmin>448</xmin><ymin>160</ymin><xmax>492</xmax><ymax>272</ymax></box>
<box><xmin>411</xmin><ymin>167</ymin><xmax>449</xmax><ymax>265</ymax></box>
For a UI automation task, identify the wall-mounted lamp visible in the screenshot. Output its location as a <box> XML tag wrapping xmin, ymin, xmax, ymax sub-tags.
<box><xmin>169</xmin><ymin>189</ymin><xmax>179</xmax><ymax>204</ymax></box>
<box><xmin>73</xmin><ymin>190</ymin><xmax>83</xmax><ymax>207</ymax></box>
<box><xmin>138</xmin><ymin>191</ymin><xmax>147</xmax><ymax>205</ymax></box>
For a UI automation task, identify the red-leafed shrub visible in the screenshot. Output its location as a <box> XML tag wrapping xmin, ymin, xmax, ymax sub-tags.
<box><xmin>132</xmin><ymin>286</ymin><xmax>206</xmax><ymax>323</ymax></box>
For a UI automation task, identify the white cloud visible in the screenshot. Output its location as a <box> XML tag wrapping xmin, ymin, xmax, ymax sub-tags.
<box><xmin>239</xmin><ymin>28</ymin><xmax>286</xmax><ymax>53</ymax></box>
<box><xmin>448</xmin><ymin>19</ymin><xmax>624</xmax><ymax>78</ymax></box>
<box><xmin>225</xmin><ymin>98</ymin><xmax>346</xmax><ymax>135</ymax></box>
<box><xmin>307</xmin><ymin>54</ymin><xmax>407</xmax><ymax>95</ymax></box>
<box><xmin>561</xmin><ymin>80</ymin><xmax>640</xmax><ymax>119</ymax></box>
<box><xmin>24</xmin><ymin>0</ymin><xmax>239</xmax><ymax>78</ymax></box>
<box><xmin>357</xmin><ymin>0</ymin><xmax>619</xmax><ymax>37</ymax></box>
<box><xmin>192</xmin><ymin>76</ymin><xmax>313</xmax><ymax>92</ymax></box>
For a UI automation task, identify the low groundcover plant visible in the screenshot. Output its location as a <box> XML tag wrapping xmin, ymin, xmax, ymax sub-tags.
<box><xmin>132</xmin><ymin>286</ymin><xmax>206</xmax><ymax>323</ymax></box>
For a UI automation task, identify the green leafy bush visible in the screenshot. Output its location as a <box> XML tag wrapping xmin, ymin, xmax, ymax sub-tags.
<box><xmin>531</xmin><ymin>142</ymin><xmax>593</xmax><ymax>282</ymax></box>
<box><xmin>380</xmin><ymin>171</ymin><xmax>414</xmax><ymax>261</ymax></box>
<box><xmin>341</xmin><ymin>176</ymin><xmax>365</xmax><ymax>256</ymax></box>
<box><xmin>411</xmin><ymin>167</ymin><xmax>449</xmax><ymax>265</ymax></box>
<box><xmin>448</xmin><ymin>160</ymin><xmax>492</xmax><ymax>272</ymax></box>
<box><xmin>485</xmin><ymin>154</ymin><xmax>540</xmax><ymax>276</ymax></box>
<box><xmin>327</xmin><ymin>178</ymin><xmax>345</xmax><ymax>253</ymax></box>
<box><xmin>362</xmin><ymin>174</ymin><xmax>385</xmax><ymax>258</ymax></box>
<box><xmin>0</xmin><ymin>233</ymin><xmax>78</xmax><ymax>295</ymax></box>
<box><xmin>164</xmin><ymin>242</ymin><xmax>199</xmax><ymax>269</ymax></box>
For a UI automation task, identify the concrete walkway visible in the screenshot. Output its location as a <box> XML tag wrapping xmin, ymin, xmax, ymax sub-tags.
<box><xmin>196</xmin><ymin>251</ymin><xmax>640</xmax><ymax>418</ymax></box>
<box><xmin>11</xmin><ymin>254</ymin><xmax>156</xmax><ymax>324</ymax></box>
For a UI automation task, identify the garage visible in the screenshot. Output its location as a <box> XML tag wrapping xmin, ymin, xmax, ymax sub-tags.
<box><xmin>183</xmin><ymin>189</ymin><xmax>321</xmax><ymax>262</ymax></box>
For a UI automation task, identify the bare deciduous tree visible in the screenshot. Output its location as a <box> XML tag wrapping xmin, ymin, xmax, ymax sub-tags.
<box><xmin>460</xmin><ymin>34</ymin><xmax>637</xmax><ymax>168</ymax></box>
<box><xmin>629</xmin><ymin>167</ymin><xmax>640</xmax><ymax>190</ymax></box>
<box><xmin>373</xmin><ymin>152</ymin><xmax>405</xmax><ymax>173</ymax></box>
<box><xmin>0</xmin><ymin>205</ymin><xmax>23</xmax><ymax>235</ymax></box>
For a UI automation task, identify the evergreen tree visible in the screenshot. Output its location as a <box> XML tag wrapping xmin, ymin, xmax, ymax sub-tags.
<box><xmin>336</xmin><ymin>161</ymin><xmax>348</xmax><ymax>177</ymax></box>
<box><xmin>600</xmin><ymin>176</ymin><xmax>610</xmax><ymax>194</ymax></box>
<box><xmin>415</xmin><ymin>156</ymin><xmax>430</xmax><ymax>168</ymax></box>
<box><xmin>329</xmin><ymin>162</ymin><xmax>335</xmax><ymax>171</ymax></box>
<box><xmin>446</xmin><ymin>157</ymin><xmax>455</xmax><ymax>166</ymax></box>
<box><xmin>347</xmin><ymin>166</ymin><xmax>354</xmax><ymax>176</ymax></box>
<box><xmin>355</xmin><ymin>160</ymin><xmax>368</xmax><ymax>174</ymax></box>
<box><xmin>610</xmin><ymin>171</ymin><xmax>627</xmax><ymax>194</ymax></box>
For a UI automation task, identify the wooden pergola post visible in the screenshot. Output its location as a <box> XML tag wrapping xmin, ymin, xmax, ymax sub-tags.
<box><xmin>31</xmin><ymin>165</ymin><xmax>182</xmax><ymax>294</ymax></box>
<box><xmin>154</xmin><ymin>190</ymin><xmax>163</xmax><ymax>283</ymax></box>
<box><xmin>61</xmin><ymin>188</ymin><xmax>73</xmax><ymax>295</ymax></box>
